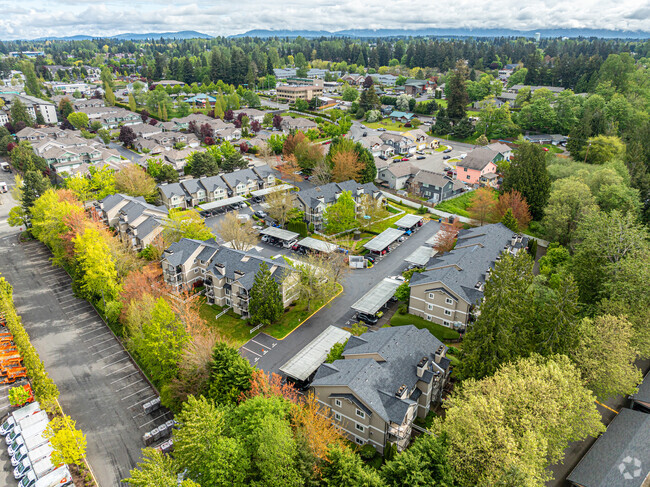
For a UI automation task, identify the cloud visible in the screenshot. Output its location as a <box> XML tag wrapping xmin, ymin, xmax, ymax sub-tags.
<box><xmin>3</xmin><ymin>0</ymin><xmax>650</xmax><ymax>40</ymax></box>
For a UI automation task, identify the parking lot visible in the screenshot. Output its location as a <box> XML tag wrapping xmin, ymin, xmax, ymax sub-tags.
<box><xmin>239</xmin><ymin>333</ymin><xmax>278</xmax><ymax>365</ymax></box>
<box><xmin>0</xmin><ymin>238</ymin><xmax>173</xmax><ymax>486</ymax></box>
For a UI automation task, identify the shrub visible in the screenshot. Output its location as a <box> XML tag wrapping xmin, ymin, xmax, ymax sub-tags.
<box><xmin>398</xmin><ymin>304</ymin><xmax>408</xmax><ymax>314</ymax></box>
<box><xmin>417</xmin><ymin>205</ymin><xmax>427</xmax><ymax>214</ymax></box>
<box><xmin>9</xmin><ymin>386</ymin><xmax>30</xmax><ymax>407</ymax></box>
<box><xmin>359</xmin><ymin>444</ymin><xmax>377</xmax><ymax>460</ymax></box>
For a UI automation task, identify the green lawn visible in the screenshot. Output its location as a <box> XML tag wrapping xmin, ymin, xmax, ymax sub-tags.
<box><xmin>390</xmin><ymin>312</ymin><xmax>460</xmax><ymax>341</ymax></box>
<box><xmin>363</xmin><ymin>118</ymin><xmax>411</xmax><ymax>132</ymax></box>
<box><xmin>434</xmin><ymin>191</ymin><xmax>475</xmax><ymax>218</ymax></box>
<box><xmin>542</xmin><ymin>144</ymin><xmax>564</xmax><ymax>154</ymax></box>
<box><xmin>200</xmin><ymin>302</ymin><xmax>253</xmax><ymax>347</ymax></box>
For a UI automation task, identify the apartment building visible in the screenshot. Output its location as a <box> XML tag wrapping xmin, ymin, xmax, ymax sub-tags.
<box><xmin>94</xmin><ymin>194</ymin><xmax>168</xmax><ymax>251</ymax></box>
<box><xmin>32</xmin><ymin>133</ymin><xmax>122</xmax><ymax>174</ymax></box>
<box><xmin>0</xmin><ymin>93</ymin><xmax>58</xmax><ymax>125</ymax></box>
<box><xmin>295</xmin><ymin>180</ymin><xmax>383</xmax><ymax>230</ymax></box>
<box><xmin>161</xmin><ymin>239</ymin><xmax>298</xmax><ymax>316</ymax></box>
<box><xmin>311</xmin><ymin>325</ymin><xmax>451</xmax><ymax>453</ymax></box>
<box><xmin>408</xmin><ymin>223</ymin><xmax>528</xmax><ymax>329</ymax></box>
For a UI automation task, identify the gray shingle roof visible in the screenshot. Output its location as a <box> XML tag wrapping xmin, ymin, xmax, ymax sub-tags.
<box><xmin>413</xmin><ymin>170</ymin><xmax>452</xmax><ymax>188</ymax></box>
<box><xmin>134</xmin><ymin>215</ymin><xmax>162</xmax><ymax>239</ymax></box>
<box><xmin>630</xmin><ymin>372</ymin><xmax>650</xmax><ymax>406</ymax></box>
<box><xmin>297</xmin><ymin>180</ymin><xmax>380</xmax><ymax>209</ymax></box>
<box><xmin>159</xmin><ymin>182</ymin><xmax>186</xmax><ymax>199</ymax></box>
<box><xmin>457</xmin><ymin>147</ymin><xmax>499</xmax><ymax>171</ymax></box>
<box><xmin>567</xmin><ymin>408</ymin><xmax>650</xmax><ymax>487</ymax></box>
<box><xmin>207</xmin><ymin>246</ymin><xmax>292</xmax><ymax>291</ymax></box>
<box><xmin>220</xmin><ymin>168</ymin><xmax>261</xmax><ymax>189</ymax></box>
<box><xmin>312</xmin><ymin>325</ymin><xmax>448</xmax><ymax>424</ymax></box>
<box><xmin>411</xmin><ymin>223</ymin><xmax>527</xmax><ymax>304</ymax></box>
<box><xmin>163</xmin><ymin>238</ymin><xmax>220</xmax><ymax>267</ymax></box>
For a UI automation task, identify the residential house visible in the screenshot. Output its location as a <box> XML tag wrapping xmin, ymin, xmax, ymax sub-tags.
<box><xmin>377</xmin><ymin>163</ymin><xmax>417</xmax><ymax>190</ymax></box>
<box><xmin>94</xmin><ymin>194</ymin><xmax>168</xmax><ymax>251</ymax></box>
<box><xmin>220</xmin><ymin>167</ymin><xmax>266</xmax><ymax>196</ymax></box>
<box><xmin>15</xmin><ymin>126</ymin><xmax>65</xmax><ymax>142</ymax></box>
<box><xmin>72</xmin><ymin>98</ymin><xmax>105</xmax><ymax>110</ymax></box>
<box><xmin>523</xmin><ymin>134</ymin><xmax>568</xmax><ymax>146</ymax></box>
<box><xmin>412</xmin><ymin>170</ymin><xmax>465</xmax><ymax>203</ymax></box>
<box><xmin>341</xmin><ymin>74</ymin><xmax>365</xmax><ymax>85</ymax></box>
<box><xmin>170</xmin><ymin>113</ymin><xmax>214</xmax><ymax>131</ymax></box>
<box><xmin>359</xmin><ymin>135</ymin><xmax>385</xmax><ymax>158</ymax></box>
<box><xmin>163</xmin><ymin>147</ymin><xmax>205</xmax><ymax>174</ymax></box>
<box><xmin>133</xmin><ymin>138</ymin><xmax>165</xmax><ymax>155</ymax></box>
<box><xmin>280</xmin><ymin>117</ymin><xmax>318</xmax><ymax>133</ymax></box>
<box><xmin>455</xmin><ymin>147</ymin><xmax>502</xmax><ymax>185</ymax></box>
<box><xmin>402</xmin><ymin>129</ymin><xmax>439</xmax><ymax>150</ymax></box>
<box><xmin>409</xmin><ymin>223</ymin><xmax>528</xmax><ymax>328</ymax></box>
<box><xmin>485</xmin><ymin>142</ymin><xmax>513</xmax><ymax>160</ymax></box>
<box><xmin>311</xmin><ymin>325</ymin><xmax>451</xmax><ymax>453</ymax></box>
<box><xmin>379</xmin><ymin>132</ymin><xmax>416</xmax><ymax>155</ymax></box>
<box><xmin>567</xmin><ymin>408</ymin><xmax>650</xmax><ymax>487</ymax></box>
<box><xmin>214</xmin><ymin>127</ymin><xmax>242</xmax><ymax>142</ymax></box>
<box><xmin>180</xmin><ymin>178</ymin><xmax>209</xmax><ymax>207</ymax></box>
<box><xmin>130</xmin><ymin>123</ymin><xmax>163</xmax><ymax>139</ymax></box>
<box><xmin>388</xmin><ymin>111</ymin><xmax>414</xmax><ymax>124</ymax></box>
<box><xmin>161</xmin><ymin>238</ymin><xmax>298</xmax><ymax>316</ymax></box>
<box><xmin>295</xmin><ymin>181</ymin><xmax>383</xmax><ymax>230</ymax></box>
<box><xmin>404</xmin><ymin>79</ymin><xmax>435</xmax><ymax>96</ymax></box>
<box><xmin>232</xmin><ymin>109</ymin><xmax>267</xmax><ymax>123</ymax></box>
<box><xmin>158</xmin><ymin>182</ymin><xmax>189</xmax><ymax>210</ymax></box>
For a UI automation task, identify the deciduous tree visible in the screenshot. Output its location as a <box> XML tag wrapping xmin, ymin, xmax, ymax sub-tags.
<box><xmin>331</xmin><ymin>148</ymin><xmax>363</xmax><ymax>182</ymax></box>
<box><xmin>265</xmin><ymin>189</ymin><xmax>294</xmax><ymax>228</ymax></box>
<box><xmin>114</xmin><ymin>164</ymin><xmax>157</xmax><ymax>200</ymax></box>
<box><xmin>543</xmin><ymin>178</ymin><xmax>597</xmax><ymax>247</ymax></box>
<box><xmin>44</xmin><ymin>415</ymin><xmax>87</xmax><ymax>467</ymax></box>
<box><xmin>164</xmin><ymin>209</ymin><xmax>214</xmax><ymax>244</ymax></box>
<box><xmin>67</xmin><ymin>112</ymin><xmax>89</xmax><ymax>130</ymax></box>
<box><xmin>467</xmin><ymin>187</ymin><xmax>497</xmax><ymax>225</ymax></box>
<box><xmin>216</xmin><ymin>211</ymin><xmax>258</xmax><ymax>251</ymax></box>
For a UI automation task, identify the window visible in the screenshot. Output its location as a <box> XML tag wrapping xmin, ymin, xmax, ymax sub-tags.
<box><xmin>355</xmin><ymin>437</ymin><xmax>364</xmax><ymax>445</ymax></box>
<box><xmin>356</xmin><ymin>409</ymin><xmax>365</xmax><ymax>419</ymax></box>
<box><xmin>334</xmin><ymin>412</ymin><xmax>341</xmax><ymax>421</ymax></box>
<box><xmin>226</xmin><ymin>298</ymin><xmax>231</xmax><ymax>306</ymax></box>
<box><xmin>194</xmin><ymin>268</ymin><xmax>199</xmax><ymax>274</ymax></box>
<box><xmin>426</xmin><ymin>314</ymin><xmax>432</xmax><ymax>321</ymax></box>
<box><xmin>463</xmin><ymin>167</ymin><xmax>468</xmax><ymax>172</ymax></box>
<box><xmin>427</xmin><ymin>304</ymin><xmax>433</xmax><ymax>311</ymax></box>
<box><xmin>428</xmin><ymin>293</ymin><xmax>434</xmax><ymax>299</ymax></box>
<box><xmin>355</xmin><ymin>424</ymin><xmax>365</xmax><ymax>432</ymax></box>
<box><xmin>334</xmin><ymin>399</ymin><xmax>342</xmax><ymax>408</ymax></box>
<box><xmin>444</xmin><ymin>309</ymin><xmax>452</xmax><ymax>316</ymax></box>
<box><xmin>466</xmin><ymin>175</ymin><xmax>471</xmax><ymax>180</ymax></box>
<box><xmin>443</xmin><ymin>320</ymin><xmax>451</xmax><ymax>327</ymax></box>
<box><xmin>225</xmin><ymin>289</ymin><xmax>230</xmax><ymax>295</ymax></box>
<box><xmin>445</xmin><ymin>297</ymin><xmax>453</xmax><ymax>305</ymax></box>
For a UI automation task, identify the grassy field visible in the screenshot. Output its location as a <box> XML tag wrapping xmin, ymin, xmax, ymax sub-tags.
<box><xmin>362</xmin><ymin>118</ymin><xmax>411</xmax><ymax>132</ymax></box>
<box><xmin>434</xmin><ymin>191</ymin><xmax>475</xmax><ymax>218</ymax></box>
<box><xmin>390</xmin><ymin>312</ymin><xmax>460</xmax><ymax>341</ymax></box>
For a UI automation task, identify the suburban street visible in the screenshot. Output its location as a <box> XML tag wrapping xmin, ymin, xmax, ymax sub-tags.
<box><xmin>245</xmin><ymin>219</ymin><xmax>441</xmax><ymax>374</ymax></box>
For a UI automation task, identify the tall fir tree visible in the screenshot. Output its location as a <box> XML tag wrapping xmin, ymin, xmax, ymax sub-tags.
<box><xmin>502</xmin><ymin>142</ymin><xmax>550</xmax><ymax>220</ymax></box>
<box><xmin>249</xmin><ymin>262</ymin><xmax>283</xmax><ymax>326</ymax></box>
<box><xmin>447</xmin><ymin>60</ymin><xmax>469</xmax><ymax>122</ymax></box>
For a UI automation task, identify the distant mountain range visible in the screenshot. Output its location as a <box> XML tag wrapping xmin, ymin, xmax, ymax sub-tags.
<box><xmin>231</xmin><ymin>27</ymin><xmax>650</xmax><ymax>39</ymax></box>
<box><xmin>28</xmin><ymin>31</ymin><xmax>212</xmax><ymax>41</ymax></box>
<box><xmin>16</xmin><ymin>27</ymin><xmax>650</xmax><ymax>42</ymax></box>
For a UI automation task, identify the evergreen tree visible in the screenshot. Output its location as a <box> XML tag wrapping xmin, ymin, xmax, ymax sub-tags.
<box><xmin>501</xmin><ymin>208</ymin><xmax>519</xmax><ymax>232</ymax></box>
<box><xmin>447</xmin><ymin>60</ymin><xmax>469</xmax><ymax>122</ymax></box>
<box><xmin>128</xmin><ymin>93</ymin><xmax>137</xmax><ymax>112</ymax></box>
<box><xmin>22</xmin><ymin>170</ymin><xmax>50</xmax><ymax>215</ymax></box>
<box><xmin>249</xmin><ymin>262</ymin><xmax>284</xmax><ymax>326</ymax></box>
<box><xmin>502</xmin><ymin>142</ymin><xmax>550</xmax><ymax>220</ymax></box>
<box><xmin>452</xmin><ymin>117</ymin><xmax>475</xmax><ymax>139</ymax></box>
<box><xmin>10</xmin><ymin>99</ymin><xmax>34</xmax><ymax>127</ymax></box>
<box><xmin>432</xmin><ymin>107</ymin><xmax>451</xmax><ymax>136</ymax></box>
<box><xmin>104</xmin><ymin>83</ymin><xmax>115</xmax><ymax>106</ymax></box>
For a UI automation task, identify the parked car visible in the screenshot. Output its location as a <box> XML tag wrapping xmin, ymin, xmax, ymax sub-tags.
<box><xmin>443</xmin><ymin>148</ymin><xmax>452</xmax><ymax>153</ymax></box>
<box><xmin>377</xmin><ymin>127</ymin><xmax>386</xmax><ymax>132</ymax></box>
<box><xmin>261</xmin><ymin>235</ymin><xmax>270</xmax><ymax>242</ymax></box>
<box><xmin>363</xmin><ymin>255</ymin><xmax>375</xmax><ymax>263</ymax></box>
<box><xmin>543</xmin><ymin>147</ymin><xmax>549</xmax><ymax>152</ymax></box>
<box><xmin>254</xmin><ymin>211</ymin><xmax>267</xmax><ymax>218</ymax></box>
<box><xmin>443</xmin><ymin>155</ymin><xmax>450</xmax><ymax>160</ymax></box>
<box><xmin>416</xmin><ymin>156</ymin><xmax>425</xmax><ymax>160</ymax></box>
<box><xmin>401</xmin><ymin>157</ymin><xmax>409</xmax><ymax>162</ymax></box>
<box><xmin>356</xmin><ymin>312</ymin><xmax>379</xmax><ymax>325</ymax></box>
<box><xmin>362</xmin><ymin>132</ymin><xmax>368</xmax><ymax>137</ymax></box>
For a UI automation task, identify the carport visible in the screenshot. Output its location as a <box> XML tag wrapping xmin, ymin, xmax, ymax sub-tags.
<box><xmin>279</xmin><ymin>325</ymin><xmax>352</xmax><ymax>383</ymax></box>
<box><xmin>405</xmin><ymin>245</ymin><xmax>437</xmax><ymax>267</ymax></box>
<box><xmin>197</xmin><ymin>195</ymin><xmax>246</xmax><ymax>211</ymax></box>
<box><xmin>350</xmin><ymin>278</ymin><xmax>403</xmax><ymax>315</ymax></box>
<box><xmin>296</xmin><ymin>237</ymin><xmax>338</xmax><ymax>254</ymax></box>
<box><xmin>363</xmin><ymin>227</ymin><xmax>405</xmax><ymax>254</ymax></box>
<box><xmin>394</xmin><ymin>214</ymin><xmax>424</xmax><ymax>231</ymax></box>
<box><xmin>260</xmin><ymin>226</ymin><xmax>300</xmax><ymax>245</ymax></box>
<box><xmin>250</xmin><ymin>184</ymin><xmax>294</xmax><ymax>199</ymax></box>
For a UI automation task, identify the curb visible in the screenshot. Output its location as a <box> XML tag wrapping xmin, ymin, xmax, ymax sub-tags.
<box><xmin>273</xmin><ymin>282</ymin><xmax>344</xmax><ymax>341</ymax></box>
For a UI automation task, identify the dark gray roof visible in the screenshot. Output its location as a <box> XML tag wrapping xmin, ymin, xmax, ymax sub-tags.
<box><xmin>457</xmin><ymin>147</ymin><xmax>499</xmax><ymax>171</ymax></box>
<box><xmin>312</xmin><ymin>325</ymin><xmax>448</xmax><ymax>424</ymax></box>
<box><xmin>252</xmin><ymin>164</ymin><xmax>274</xmax><ymax>180</ymax></box>
<box><xmin>163</xmin><ymin>238</ymin><xmax>220</xmax><ymax>267</ymax></box>
<box><xmin>220</xmin><ymin>168</ymin><xmax>261</xmax><ymax>189</ymax></box>
<box><xmin>100</xmin><ymin>193</ymin><xmax>127</xmax><ymax>212</ymax></box>
<box><xmin>134</xmin><ymin>215</ymin><xmax>162</xmax><ymax>238</ymax></box>
<box><xmin>414</xmin><ymin>170</ymin><xmax>452</xmax><ymax>188</ymax></box>
<box><xmin>630</xmin><ymin>372</ymin><xmax>650</xmax><ymax>405</ymax></box>
<box><xmin>567</xmin><ymin>408</ymin><xmax>650</xmax><ymax>487</ymax></box>
<box><xmin>199</xmin><ymin>175</ymin><xmax>228</xmax><ymax>193</ymax></box>
<box><xmin>207</xmin><ymin>246</ymin><xmax>291</xmax><ymax>291</ymax></box>
<box><xmin>411</xmin><ymin>223</ymin><xmax>527</xmax><ymax>305</ymax></box>
<box><xmin>159</xmin><ymin>182</ymin><xmax>187</xmax><ymax>199</ymax></box>
<box><xmin>181</xmin><ymin>178</ymin><xmax>201</xmax><ymax>195</ymax></box>
<box><xmin>297</xmin><ymin>180</ymin><xmax>380</xmax><ymax>209</ymax></box>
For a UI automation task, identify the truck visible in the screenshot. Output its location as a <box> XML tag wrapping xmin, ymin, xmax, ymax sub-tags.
<box><xmin>14</xmin><ymin>457</ymin><xmax>60</xmax><ymax>480</ymax></box>
<box><xmin>8</xmin><ymin>423</ymin><xmax>49</xmax><ymax>456</ymax></box>
<box><xmin>5</xmin><ymin>412</ymin><xmax>48</xmax><ymax>445</ymax></box>
<box><xmin>0</xmin><ymin>181</ymin><xmax>7</xmax><ymax>193</ymax></box>
<box><xmin>10</xmin><ymin>440</ymin><xmax>49</xmax><ymax>468</ymax></box>
<box><xmin>19</xmin><ymin>466</ymin><xmax>72</xmax><ymax>487</ymax></box>
<box><xmin>0</xmin><ymin>162</ymin><xmax>10</xmax><ymax>171</ymax></box>
<box><xmin>0</xmin><ymin>401</ymin><xmax>41</xmax><ymax>436</ymax></box>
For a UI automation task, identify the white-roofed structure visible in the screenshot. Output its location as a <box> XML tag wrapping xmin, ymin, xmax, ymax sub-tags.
<box><xmin>405</xmin><ymin>246</ymin><xmax>437</xmax><ymax>267</ymax></box>
<box><xmin>260</xmin><ymin>227</ymin><xmax>300</xmax><ymax>242</ymax></box>
<box><xmin>351</xmin><ymin>278</ymin><xmax>403</xmax><ymax>315</ymax></box>
<box><xmin>297</xmin><ymin>237</ymin><xmax>338</xmax><ymax>254</ymax></box>
<box><xmin>364</xmin><ymin>228</ymin><xmax>405</xmax><ymax>253</ymax></box>
<box><xmin>250</xmin><ymin>183</ymin><xmax>294</xmax><ymax>198</ymax></box>
<box><xmin>394</xmin><ymin>214</ymin><xmax>424</xmax><ymax>229</ymax></box>
<box><xmin>279</xmin><ymin>325</ymin><xmax>352</xmax><ymax>382</ymax></box>
<box><xmin>197</xmin><ymin>196</ymin><xmax>245</xmax><ymax>211</ymax></box>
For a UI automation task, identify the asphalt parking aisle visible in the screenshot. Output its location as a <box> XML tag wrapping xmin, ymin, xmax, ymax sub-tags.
<box><xmin>239</xmin><ymin>333</ymin><xmax>278</xmax><ymax>365</ymax></box>
<box><xmin>0</xmin><ymin>239</ymin><xmax>173</xmax><ymax>486</ymax></box>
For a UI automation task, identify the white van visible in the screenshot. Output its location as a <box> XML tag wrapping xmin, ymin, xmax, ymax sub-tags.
<box><xmin>1</xmin><ymin>402</ymin><xmax>41</xmax><ymax>436</ymax></box>
<box><xmin>5</xmin><ymin>412</ymin><xmax>48</xmax><ymax>445</ymax></box>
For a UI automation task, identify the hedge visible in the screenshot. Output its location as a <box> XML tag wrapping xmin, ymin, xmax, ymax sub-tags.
<box><xmin>0</xmin><ymin>278</ymin><xmax>59</xmax><ymax>409</ymax></box>
<box><xmin>287</xmin><ymin>220</ymin><xmax>308</xmax><ymax>237</ymax></box>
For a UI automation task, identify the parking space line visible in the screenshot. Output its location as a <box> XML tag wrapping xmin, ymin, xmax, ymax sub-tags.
<box><xmin>110</xmin><ymin>372</ymin><xmax>139</xmax><ymax>385</ymax></box>
<box><xmin>103</xmin><ymin>358</ymin><xmax>131</xmax><ymax>370</ymax></box>
<box><xmin>100</xmin><ymin>349</ymin><xmax>127</xmax><ymax>361</ymax></box>
<box><xmin>128</xmin><ymin>397</ymin><xmax>157</xmax><ymax>409</ymax></box>
<box><xmin>89</xmin><ymin>336</ymin><xmax>116</xmax><ymax>347</ymax></box>
<box><xmin>115</xmin><ymin>380</ymin><xmax>142</xmax><ymax>392</ymax></box>
<box><xmin>121</xmin><ymin>387</ymin><xmax>151</xmax><ymax>401</ymax></box>
<box><xmin>79</xmin><ymin>328</ymin><xmax>107</xmax><ymax>337</ymax></box>
<box><xmin>241</xmin><ymin>346</ymin><xmax>262</xmax><ymax>357</ymax></box>
<box><xmin>138</xmin><ymin>411</ymin><xmax>173</xmax><ymax>429</ymax></box>
<box><xmin>95</xmin><ymin>343</ymin><xmax>121</xmax><ymax>354</ymax></box>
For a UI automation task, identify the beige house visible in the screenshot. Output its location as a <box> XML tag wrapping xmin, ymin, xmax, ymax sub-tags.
<box><xmin>161</xmin><ymin>239</ymin><xmax>298</xmax><ymax>317</ymax></box>
<box><xmin>409</xmin><ymin>223</ymin><xmax>528</xmax><ymax>329</ymax></box>
<box><xmin>94</xmin><ymin>193</ymin><xmax>168</xmax><ymax>251</ymax></box>
<box><xmin>311</xmin><ymin>325</ymin><xmax>451</xmax><ymax>453</ymax></box>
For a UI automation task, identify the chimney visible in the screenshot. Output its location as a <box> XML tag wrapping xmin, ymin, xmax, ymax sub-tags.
<box><xmin>416</xmin><ymin>356</ymin><xmax>428</xmax><ymax>378</ymax></box>
<box><xmin>434</xmin><ymin>345</ymin><xmax>445</xmax><ymax>364</ymax></box>
<box><xmin>511</xmin><ymin>234</ymin><xmax>517</xmax><ymax>246</ymax></box>
<box><xmin>214</xmin><ymin>262</ymin><xmax>225</xmax><ymax>276</ymax></box>
<box><xmin>395</xmin><ymin>384</ymin><xmax>408</xmax><ymax>399</ymax></box>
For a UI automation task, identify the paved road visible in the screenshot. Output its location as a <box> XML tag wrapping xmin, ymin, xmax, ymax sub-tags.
<box><xmin>108</xmin><ymin>142</ymin><xmax>144</xmax><ymax>165</ymax></box>
<box><xmin>247</xmin><ymin>219</ymin><xmax>441</xmax><ymax>374</ymax></box>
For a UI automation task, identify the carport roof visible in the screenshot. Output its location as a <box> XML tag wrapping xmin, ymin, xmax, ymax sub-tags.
<box><xmin>250</xmin><ymin>183</ymin><xmax>293</xmax><ymax>197</ymax></box>
<box><xmin>260</xmin><ymin>226</ymin><xmax>300</xmax><ymax>241</ymax></box>
<box><xmin>279</xmin><ymin>325</ymin><xmax>352</xmax><ymax>381</ymax></box>
<box><xmin>363</xmin><ymin>228</ymin><xmax>405</xmax><ymax>252</ymax></box>
<box><xmin>405</xmin><ymin>246</ymin><xmax>437</xmax><ymax>266</ymax></box>
<box><xmin>196</xmin><ymin>196</ymin><xmax>245</xmax><ymax>211</ymax></box>
<box><xmin>297</xmin><ymin>237</ymin><xmax>338</xmax><ymax>253</ymax></box>
<box><xmin>394</xmin><ymin>214</ymin><xmax>424</xmax><ymax>229</ymax></box>
<box><xmin>351</xmin><ymin>278</ymin><xmax>403</xmax><ymax>315</ymax></box>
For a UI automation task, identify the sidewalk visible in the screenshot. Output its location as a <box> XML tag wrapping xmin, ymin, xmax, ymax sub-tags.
<box><xmin>381</xmin><ymin>191</ymin><xmax>550</xmax><ymax>247</ymax></box>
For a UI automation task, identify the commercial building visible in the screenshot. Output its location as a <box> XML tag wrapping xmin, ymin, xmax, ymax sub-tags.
<box><xmin>276</xmin><ymin>81</ymin><xmax>323</xmax><ymax>102</ymax></box>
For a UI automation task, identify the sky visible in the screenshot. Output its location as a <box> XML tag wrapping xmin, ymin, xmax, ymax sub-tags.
<box><xmin>2</xmin><ymin>0</ymin><xmax>650</xmax><ymax>40</ymax></box>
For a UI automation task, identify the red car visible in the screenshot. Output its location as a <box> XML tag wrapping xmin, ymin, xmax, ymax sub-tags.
<box><xmin>543</xmin><ymin>147</ymin><xmax>549</xmax><ymax>152</ymax></box>
<box><xmin>401</xmin><ymin>157</ymin><xmax>409</xmax><ymax>161</ymax></box>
